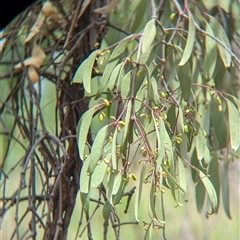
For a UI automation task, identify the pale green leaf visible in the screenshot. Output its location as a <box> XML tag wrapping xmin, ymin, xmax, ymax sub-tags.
<box><xmin>175</xmin><ymin>47</ymin><xmax>192</xmax><ymax>101</ymax></box>
<box><xmin>73</xmin><ymin>50</ymin><xmax>98</xmax><ymax>93</ymax></box>
<box><xmin>91</xmin><ymin>159</ymin><xmax>108</xmax><ymax>188</ymax></box>
<box><xmin>111</xmin><ymin>129</ymin><xmax>118</xmax><ymax>170</ymax></box>
<box><xmin>179</xmin><ymin>11</ymin><xmax>195</xmax><ymax>66</ymax></box>
<box><xmin>226</xmin><ymin>98</ymin><xmax>240</xmax><ymax>151</ymax></box>
<box><xmin>80</xmin><ymin>192</ymin><xmax>90</xmax><ymax>214</ymax></box>
<box><xmin>107</xmin><ymin>63</ymin><xmax>123</xmax><ymax>90</ymax></box>
<box><xmin>177</xmin><ymin>157</ymin><xmax>187</xmax><ymax>194</ymax></box>
<box><xmin>195</xmin><ymin>121</ymin><xmax>206</xmax><ymax>160</ymax></box>
<box><xmin>135</xmin><ymin>163</ymin><xmax>146</xmax><ymax>222</ymax></box>
<box><xmin>221</xmin><ymin>160</ymin><xmax>231</xmax><ymax>218</ymax></box>
<box><xmin>106</xmin><ymin>170</ymin><xmax>118</xmax><ymax>205</ymax></box>
<box><xmin>195</xmin><ymin>180</ymin><xmax>206</xmax><ymax>212</ymax></box>
<box><xmin>113</xmin><ymin>178</ymin><xmax>126</xmax><ymax>205</ymax></box>
<box><xmin>142</xmin><ymin>19</ymin><xmax>156</xmax><ymax>53</ymax></box>
<box><xmin>122</xmin><ymin>100</ymin><xmax>133</xmax><ymax>145</ymax></box>
<box><xmin>198</xmin><ymin>170</ymin><xmax>218</xmax><ymax>213</ymax></box>
<box><xmin>148</xmin><ymin>77</ymin><xmax>161</xmax><ymax>106</ymax></box>
<box><xmin>120</xmin><ymin>70</ymin><xmax>132</xmax><ymax>99</ymax></box>
<box><xmin>102</xmin><ymin>201</ymin><xmax>113</xmax><ymax>220</ymax></box>
<box><xmin>96</xmin><ymin>58</ymin><xmax>119</xmax><ymax>98</ymax></box>
<box><xmin>202</xmin><ymin>20</ymin><xmax>217</xmax><ymax>81</ymax></box>
<box><xmin>80</xmin><ymin>155</ymin><xmax>91</xmax><ymax>193</ymax></box>
<box><xmin>209</xmin><ymin>15</ymin><xmax>232</xmax><ymax>67</ymax></box>
<box><xmin>109</xmin><ymin>37</ymin><xmax>131</xmax><ymax>60</ymax></box>
<box><xmin>88</xmin><ymin>125</ymin><xmax>108</xmax><ymax>174</ymax></box>
<box><xmin>77</xmin><ymin>106</ymin><xmax>99</xmax><ymax>160</ymax></box>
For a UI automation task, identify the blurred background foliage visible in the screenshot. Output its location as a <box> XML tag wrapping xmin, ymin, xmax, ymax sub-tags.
<box><xmin>0</xmin><ymin>0</ymin><xmax>239</xmax><ymax>239</ymax></box>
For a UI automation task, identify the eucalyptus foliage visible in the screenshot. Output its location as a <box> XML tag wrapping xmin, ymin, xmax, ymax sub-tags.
<box><xmin>74</xmin><ymin>0</ymin><xmax>240</xmax><ymax>238</ymax></box>
<box><xmin>0</xmin><ymin>0</ymin><xmax>239</xmax><ymax>239</ymax></box>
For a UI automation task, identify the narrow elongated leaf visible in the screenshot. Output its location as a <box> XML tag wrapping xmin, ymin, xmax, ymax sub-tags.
<box><xmin>195</xmin><ymin>180</ymin><xmax>206</xmax><ymax>212</ymax></box>
<box><xmin>107</xmin><ymin>63</ymin><xmax>123</xmax><ymax>90</ymax></box>
<box><xmin>77</xmin><ymin>106</ymin><xmax>99</xmax><ymax>160</ymax></box>
<box><xmin>142</xmin><ymin>19</ymin><xmax>156</xmax><ymax>53</ymax></box>
<box><xmin>135</xmin><ymin>163</ymin><xmax>146</xmax><ymax>222</ymax></box>
<box><xmin>175</xmin><ymin>47</ymin><xmax>192</xmax><ymax>101</ymax></box>
<box><xmin>91</xmin><ymin>159</ymin><xmax>108</xmax><ymax>188</ymax></box>
<box><xmin>109</xmin><ymin>37</ymin><xmax>131</xmax><ymax>60</ymax></box>
<box><xmin>120</xmin><ymin>70</ymin><xmax>132</xmax><ymax>99</ymax></box>
<box><xmin>96</xmin><ymin>58</ymin><xmax>119</xmax><ymax>98</ymax></box>
<box><xmin>195</xmin><ymin>121</ymin><xmax>206</xmax><ymax>160</ymax></box>
<box><xmin>198</xmin><ymin>170</ymin><xmax>218</xmax><ymax>213</ymax></box>
<box><xmin>209</xmin><ymin>153</ymin><xmax>220</xmax><ymax>213</ymax></box>
<box><xmin>162</xmin><ymin>165</ymin><xmax>186</xmax><ymax>195</ymax></box>
<box><xmin>73</xmin><ymin>50</ymin><xmax>98</xmax><ymax>92</ymax></box>
<box><xmin>102</xmin><ymin>201</ymin><xmax>113</xmax><ymax>220</ymax></box>
<box><xmin>226</xmin><ymin>99</ymin><xmax>240</xmax><ymax>151</ymax></box>
<box><xmin>106</xmin><ymin>170</ymin><xmax>118</xmax><ymax>205</ymax></box>
<box><xmin>148</xmin><ymin>77</ymin><xmax>161</xmax><ymax>106</ymax></box>
<box><xmin>111</xmin><ymin>129</ymin><xmax>118</xmax><ymax>170</ymax></box>
<box><xmin>203</xmin><ymin>21</ymin><xmax>217</xmax><ymax>81</ymax></box>
<box><xmin>209</xmin><ymin>15</ymin><xmax>232</xmax><ymax>67</ymax></box>
<box><xmin>88</xmin><ymin>125</ymin><xmax>108</xmax><ymax>174</ymax></box>
<box><xmin>221</xmin><ymin>161</ymin><xmax>231</xmax><ymax>218</ymax></box>
<box><xmin>177</xmin><ymin>157</ymin><xmax>187</xmax><ymax>194</ymax></box>
<box><xmin>113</xmin><ymin>178</ymin><xmax>126</xmax><ymax>205</ymax></box>
<box><xmin>122</xmin><ymin>100</ymin><xmax>133</xmax><ymax>145</ymax></box>
<box><xmin>179</xmin><ymin>11</ymin><xmax>195</xmax><ymax>66</ymax></box>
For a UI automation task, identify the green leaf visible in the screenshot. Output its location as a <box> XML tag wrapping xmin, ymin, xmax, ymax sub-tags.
<box><xmin>73</xmin><ymin>50</ymin><xmax>98</xmax><ymax>93</ymax></box>
<box><xmin>209</xmin><ymin>153</ymin><xmax>220</xmax><ymax>213</ymax></box>
<box><xmin>106</xmin><ymin>170</ymin><xmax>118</xmax><ymax>205</ymax></box>
<box><xmin>198</xmin><ymin>170</ymin><xmax>218</xmax><ymax>214</ymax></box>
<box><xmin>162</xmin><ymin>165</ymin><xmax>186</xmax><ymax>195</ymax></box>
<box><xmin>109</xmin><ymin>36</ymin><xmax>131</xmax><ymax>60</ymax></box>
<box><xmin>113</xmin><ymin>178</ymin><xmax>126</xmax><ymax>205</ymax></box>
<box><xmin>111</xmin><ymin>129</ymin><xmax>118</xmax><ymax>170</ymax></box>
<box><xmin>177</xmin><ymin>157</ymin><xmax>187</xmax><ymax>195</ymax></box>
<box><xmin>135</xmin><ymin>163</ymin><xmax>146</xmax><ymax>222</ymax></box>
<box><xmin>80</xmin><ymin>155</ymin><xmax>91</xmax><ymax>193</ymax></box>
<box><xmin>91</xmin><ymin>159</ymin><xmax>108</xmax><ymax>188</ymax></box>
<box><xmin>142</xmin><ymin>19</ymin><xmax>156</xmax><ymax>53</ymax></box>
<box><xmin>102</xmin><ymin>201</ymin><xmax>113</xmax><ymax>220</ymax></box>
<box><xmin>107</xmin><ymin>63</ymin><xmax>123</xmax><ymax>90</ymax></box>
<box><xmin>226</xmin><ymin>98</ymin><xmax>240</xmax><ymax>151</ymax></box>
<box><xmin>122</xmin><ymin>100</ymin><xmax>133</xmax><ymax>145</ymax></box>
<box><xmin>195</xmin><ymin>179</ymin><xmax>206</xmax><ymax>212</ymax></box>
<box><xmin>96</xmin><ymin>58</ymin><xmax>119</xmax><ymax>98</ymax></box>
<box><xmin>210</xmin><ymin>99</ymin><xmax>228</xmax><ymax>149</ymax></box>
<box><xmin>209</xmin><ymin>15</ymin><xmax>232</xmax><ymax>67</ymax></box>
<box><xmin>175</xmin><ymin>48</ymin><xmax>192</xmax><ymax>101</ymax></box>
<box><xmin>148</xmin><ymin>77</ymin><xmax>161</xmax><ymax>106</ymax></box>
<box><xmin>178</xmin><ymin>11</ymin><xmax>195</xmax><ymax>66</ymax></box>
<box><xmin>88</xmin><ymin>125</ymin><xmax>108</xmax><ymax>174</ymax></box>
<box><xmin>120</xmin><ymin>70</ymin><xmax>132</xmax><ymax>99</ymax></box>
<box><xmin>77</xmin><ymin>106</ymin><xmax>99</xmax><ymax>160</ymax></box>
<box><xmin>195</xmin><ymin>121</ymin><xmax>206</xmax><ymax>160</ymax></box>
<box><xmin>202</xmin><ymin>20</ymin><xmax>217</xmax><ymax>81</ymax></box>
<box><xmin>221</xmin><ymin>160</ymin><xmax>232</xmax><ymax>219</ymax></box>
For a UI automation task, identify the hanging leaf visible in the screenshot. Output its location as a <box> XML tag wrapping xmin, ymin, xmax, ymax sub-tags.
<box><xmin>120</xmin><ymin>70</ymin><xmax>132</xmax><ymax>99</ymax></box>
<box><xmin>88</xmin><ymin>125</ymin><xmax>109</xmax><ymax>174</ymax></box>
<box><xmin>209</xmin><ymin>153</ymin><xmax>220</xmax><ymax>213</ymax></box>
<box><xmin>202</xmin><ymin>20</ymin><xmax>217</xmax><ymax>81</ymax></box>
<box><xmin>148</xmin><ymin>77</ymin><xmax>161</xmax><ymax>106</ymax></box>
<box><xmin>107</xmin><ymin>63</ymin><xmax>123</xmax><ymax>90</ymax></box>
<box><xmin>221</xmin><ymin>160</ymin><xmax>232</xmax><ymax>219</ymax></box>
<box><xmin>142</xmin><ymin>19</ymin><xmax>156</xmax><ymax>53</ymax></box>
<box><xmin>111</xmin><ymin>129</ymin><xmax>118</xmax><ymax>170</ymax></box>
<box><xmin>208</xmin><ymin>15</ymin><xmax>232</xmax><ymax>67</ymax></box>
<box><xmin>96</xmin><ymin>58</ymin><xmax>119</xmax><ymax>98</ymax></box>
<box><xmin>91</xmin><ymin>159</ymin><xmax>108</xmax><ymax>188</ymax></box>
<box><xmin>102</xmin><ymin>201</ymin><xmax>113</xmax><ymax>220</ymax></box>
<box><xmin>77</xmin><ymin>106</ymin><xmax>99</xmax><ymax>160</ymax></box>
<box><xmin>226</xmin><ymin>98</ymin><xmax>240</xmax><ymax>151</ymax></box>
<box><xmin>122</xmin><ymin>100</ymin><xmax>133</xmax><ymax>145</ymax></box>
<box><xmin>73</xmin><ymin>50</ymin><xmax>98</xmax><ymax>93</ymax></box>
<box><xmin>195</xmin><ymin>179</ymin><xmax>206</xmax><ymax>212</ymax></box>
<box><xmin>195</xmin><ymin>121</ymin><xmax>206</xmax><ymax>161</ymax></box>
<box><xmin>94</xmin><ymin>0</ymin><xmax>121</xmax><ymax>14</ymax></box>
<box><xmin>106</xmin><ymin>170</ymin><xmax>118</xmax><ymax>205</ymax></box>
<box><xmin>198</xmin><ymin>170</ymin><xmax>218</xmax><ymax>214</ymax></box>
<box><xmin>177</xmin><ymin>157</ymin><xmax>187</xmax><ymax>195</ymax></box>
<box><xmin>178</xmin><ymin>11</ymin><xmax>195</xmax><ymax>66</ymax></box>
<box><xmin>175</xmin><ymin>47</ymin><xmax>192</xmax><ymax>101</ymax></box>
<box><xmin>135</xmin><ymin>163</ymin><xmax>146</xmax><ymax>222</ymax></box>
